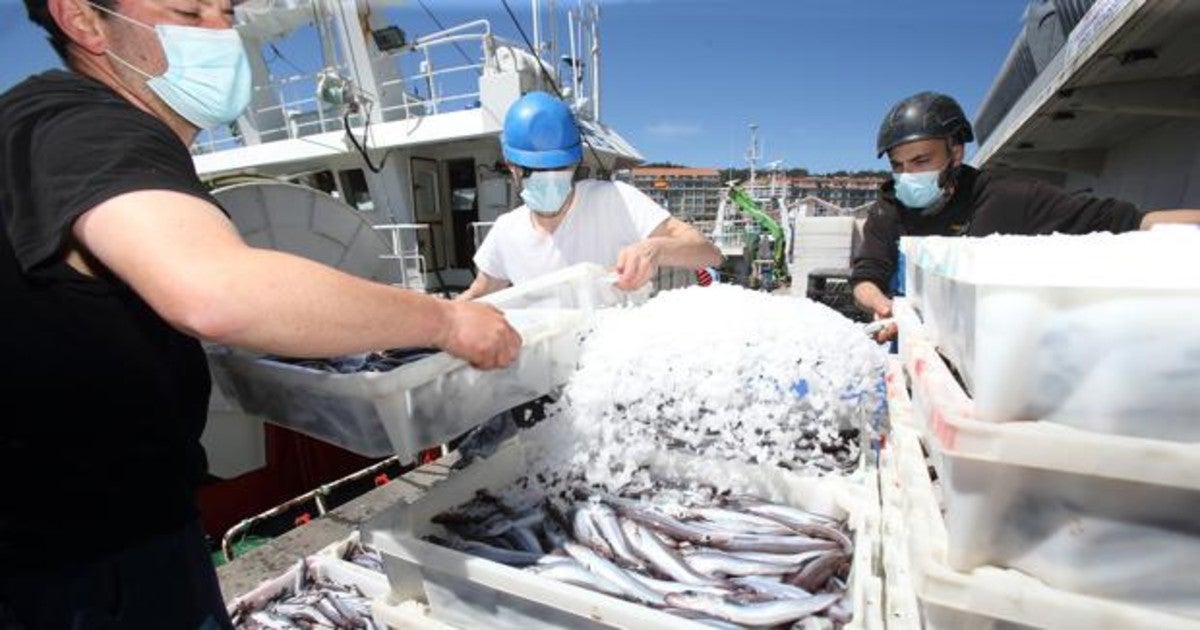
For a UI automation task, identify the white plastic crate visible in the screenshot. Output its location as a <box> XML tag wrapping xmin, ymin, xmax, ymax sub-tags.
<box><xmin>371</xmin><ymin>598</ymin><xmax>457</xmax><ymax>630</ymax></box>
<box><xmin>901</xmin><ymin>337</ymin><xmax>1200</xmax><ymax>619</ymax></box>
<box><xmin>479</xmin><ymin>262</ymin><xmax>651</xmax><ymax>310</ymax></box>
<box><xmin>796</xmin><ymin>216</ymin><xmax>857</xmax><ymax>236</ymax></box>
<box><xmin>361</xmin><ymin>436</ymin><xmax>883</xmax><ymax>630</ymax></box>
<box><xmin>880</xmin><ymin>420</ymin><xmax>1199</xmax><ymax>630</ymax></box>
<box><xmin>208</xmin><ymin>308</ymin><xmax>588</xmax><ymax>459</ymax></box>
<box><xmin>898</xmin><ymin>232</ymin><xmax>1200</xmax><ymax>442</ymax></box>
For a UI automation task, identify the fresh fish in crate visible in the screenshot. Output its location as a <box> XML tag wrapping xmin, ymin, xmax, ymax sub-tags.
<box><xmin>229</xmin><ymin>558</ymin><xmax>379</xmax><ymax>629</ymax></box>
<box><xmin>342</xmin><ymin>540</ymin><xmax>385</xmax><ymax>574</ymax></box>
<box><xmin>264</xmin><ymin>346</ymin><xmax>437</xmax><ymax>374</ymax></box>
<box><xmin>424</xmin><ymin>477</ymin><xmax>856</xmax><ymax>628</ymax></box>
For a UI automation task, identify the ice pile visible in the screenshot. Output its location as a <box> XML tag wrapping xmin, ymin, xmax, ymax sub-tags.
<box><xmin>523</xmin><ymin>283</ymin><xmax>887</xmax><ymax>491</ymax></box>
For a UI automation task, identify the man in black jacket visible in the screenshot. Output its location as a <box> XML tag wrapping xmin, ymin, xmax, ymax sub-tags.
<box><xmin>851</xmin><ymin>91</ymin><xmax>1199</xmax><ymax>342</ymax></box>
<box><xmin>1</xmin><ymin>1</ymin><xmax>521</xmax><ymax>628</ymax></box>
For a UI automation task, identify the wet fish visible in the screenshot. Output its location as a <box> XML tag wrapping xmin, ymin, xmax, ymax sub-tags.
<box><xmin>528</xmin><ymin>559</ymin><xmax>626</xmax><ymax>597</ymax></box>
<box><xmin>621</xmin><ymin>517</ymin><xmax>725</xmax><ymax>587</ymax></box>
<box><xmin>682</xmin><ymin>550</ymin><xmax>794</xmax><ymax>578</ymax></box>
<box><xmin>664</xmin><ymin>592</ymin><xmax>840</xmax><ymax>626</ymax></box>
<box><xmin>562</xmin><ymin>542</ymin><xmax>666</xmax><ymax>606</ymax></box>
<box><xmin>572</xmin><ymin>506</ymin><xmax>615</xmax><ymax>558</ymax></box>
<box><xmin>585</xmin><ymin>500</ymin><xmax>647</xmax><ymax>570</ymax></box>
<box><xmin>732</xmin><ymin>575</ymin><xmax>813</xmax><ymax>600</ymax></box>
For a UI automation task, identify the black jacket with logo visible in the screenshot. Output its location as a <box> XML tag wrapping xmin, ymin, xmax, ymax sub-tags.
<box><xmin>850</xmin><ymin>165</ymin><xmax>1143</xmax><ymax>293</ymax></box>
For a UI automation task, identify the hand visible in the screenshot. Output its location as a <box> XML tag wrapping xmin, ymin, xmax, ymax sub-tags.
<box><xmin>436</xmin><ymin>301</ymin><xmax>522</xmax><ymax>369</ymax></box>
<box><xmin>872</xmin><ymin>298</ymin><xmax>897</xmax><ymax>343</ymax></box>
<box><xmin>614</xmin><ymin>240</ymin><xmax>661</xmax><ymax>291</ymax></box>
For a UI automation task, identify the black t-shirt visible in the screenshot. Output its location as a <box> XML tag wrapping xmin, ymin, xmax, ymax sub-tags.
<box><xmin>850</xmin><ymin>165</ymin><xmax>1143</xmax><ymax>293</ymax></box>
<box><xmin>0</xmin><ymin>71</ymin><xmax>215</xmax><ymax>567</ymax></box>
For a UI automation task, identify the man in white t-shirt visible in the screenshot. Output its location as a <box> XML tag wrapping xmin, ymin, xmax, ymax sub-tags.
<box><xmin>457</xmin><ymin>91</ymin><xmax>722</xmax><ymax>300</ymax></box>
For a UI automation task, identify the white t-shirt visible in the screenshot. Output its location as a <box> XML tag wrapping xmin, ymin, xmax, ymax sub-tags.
<box><xmin>473</xmin><ymin>180</ymin><xmax>671</xmax><ymax>284</ymax></box>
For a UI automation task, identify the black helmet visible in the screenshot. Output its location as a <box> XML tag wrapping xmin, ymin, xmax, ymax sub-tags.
<box><xmin>876</xmin><ymin>91</ymin><xmax>974</xmax><ymax>158</ymax></box>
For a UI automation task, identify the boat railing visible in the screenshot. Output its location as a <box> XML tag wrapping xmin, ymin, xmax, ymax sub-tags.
<box><xmin>469</xmin><ymin>221</ymin><xmax>495</xmax><ymax>252</ymax></box>
<box><xmin>193</xmin><ymin>66</ymin><xmax>354</xmax><ymax>154</ymax></box>
<box><xmin>373</xmin><ymin>223</ymin><xmax>431</xmax><ymax>292</ymax></box>
<box><xmin>709</xmin><ymin>220</ymin><xmax>749</xmax><ymax>255</ymax></box>
<box><xmin>192</xmin><ymin>18</ymin><xmax>545</xmax><ymax>155</ymax></box>
<box><xmin>376</xmin><ymin>20</ymin><xmax>500</xmax><ymax>118</ymax></box>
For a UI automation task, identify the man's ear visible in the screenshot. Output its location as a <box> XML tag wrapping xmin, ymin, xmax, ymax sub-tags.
<box><xmin>49</xmin><ymin>0</ymin><xmax>109</xmax><ymax>57</ymax></box>
<box><xmin>950</xmin><ymin>142</ymin><xmax>965</xmax><ymax>167</ymax></box>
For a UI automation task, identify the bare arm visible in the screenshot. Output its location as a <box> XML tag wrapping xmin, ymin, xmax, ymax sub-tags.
<box><xmin>456</xmin><ymin>271</ymin><xmax>512</xmax><ymax>301</ymax></box>
<box><xmin>646</xmin><ymin>217</ymin><xmax>724</xmax><ymax>268</ymax></box>
<box><xmin>72</xmin><ymin>191</ymin><xmax>520</xmax><ymax>367</ymax></box>
<box><xmin>1141</xmin><ymin>209</ymin><xmax>1200</xmax><ymax>229</ymax></box>
<box><xmin>852</xmin><ymin>281</ymin><xmax>897</xmax><ymax>343</ymax></box>
<box><xmin>614</xmin><ymin>217</ymin><xmax>723</xmax><ymax>290</ymax></box>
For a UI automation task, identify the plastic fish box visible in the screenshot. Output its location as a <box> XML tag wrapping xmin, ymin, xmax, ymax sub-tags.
<box><xmin>795</xmin><ymin>216</ymin><xmax>857</xmax><ymax>236</ymax></box>
<box><xmin>479</xmin><ymin>262</ymin><xmax>651</xmax><ymax>311</ymax></box>
<box><xmin>370</xmin><ymin>598</ymin><xmax>457</xmax><ymax>630</ymax></box>
<box><xmin>208</xmin><ymin>308</ymin><xmax>588</xmax><ymax>460</ymax></box>
<box><xmin>225</xmin><ymin>552</ymin><xmax>392</xmax><ymax>625</ymax></box>
<box><xmin>880</xmin><ymin>419</ymin><xmax>1200</xmax><ymax>630</ymax></box>
<box><xmin>360</xmin><ymin>437</ymin><xmax>883</xmax><ymax>630</ymax></box>
<box><xmin>899</xmin><ymin>231</ymin><xmax>1200</xmax><ymax>442</ymax></box>
<box><xmin>901</xmin><ymin>337</ymin><xmax>1200</xmax><ymax>620</ymax></box>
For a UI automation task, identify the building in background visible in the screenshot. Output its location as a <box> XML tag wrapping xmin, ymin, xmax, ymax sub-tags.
<box><xmin>625</xmin><ymin>167</ymin><xmax>723</xmax><ymax>221</ymax></box>
<box><xmin>791</xmin><ymin>175</ymin><xmax>885</xmax><ymax>212</ymax></box>
<box><xmin>624</xmin><ymin>167</ymin><xmax>884</xmax><ymax>220</ymax></box>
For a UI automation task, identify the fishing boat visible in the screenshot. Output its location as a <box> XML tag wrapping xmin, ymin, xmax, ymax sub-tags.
<box><xmin>202</xmin><ymin>2</ymin><xmax>1200</xmax><ymax>628</ymax></box>
<box><xmin>196</xmin><ymin>0</ymin><xmax>650</xmax><ymax>555</ymax></box>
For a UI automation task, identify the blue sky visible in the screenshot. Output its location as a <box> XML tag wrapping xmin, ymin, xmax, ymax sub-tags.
<box><xmin>0</xmin><ymin>0</ymin><xmax>1026</xmax><ymax>173</ymax></box>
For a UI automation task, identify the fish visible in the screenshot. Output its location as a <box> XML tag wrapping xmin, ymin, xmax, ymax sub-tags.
<box><xmin>732</xmin><ymin>575</ymin><xmax>813</xmax><ymax>600</ymax></box>
<box><xmin>682</xmin><ymin>550</ymin><xmax>794</xmax><ymax>578</ymax></box>
<box><xmin>528</xmin><ymin>559</ymin><xmax>626</xmax><ymax>597</ymax></box>
<box><xmin>585</xmin><ymin>500</ymin><xmax>647</xmax><ymax>570</ymax></box>
<box><xmin>664</xmin><ymin>592</ymin><xmax>841</xmax><ymax>626</ymax></box>
<box><xmin>562</xmin><ymin>542</ymin><xmax>666</xmax><ymax>606</ymax></box>
<box><xmin>621</xmin><ymin>517</ymin><xmax>725</xmax><ymax>587</ymax></box>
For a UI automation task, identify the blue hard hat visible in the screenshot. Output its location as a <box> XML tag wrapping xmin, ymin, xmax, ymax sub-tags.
<box><xmin>501</xmin><ymin>91</ymin><xmax>583</xmax><ymax>169</ymax></box>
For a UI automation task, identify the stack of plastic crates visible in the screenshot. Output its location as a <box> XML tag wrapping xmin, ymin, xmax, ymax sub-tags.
<box><xmin>879</xmin><ymin>230</ymin><xmax>1200</xmax><ymax>629</ymax></box>
<box><xmin>806</xmin><ymin>268</ymin><xmax>871</xmax><ymax>323</ymax></box>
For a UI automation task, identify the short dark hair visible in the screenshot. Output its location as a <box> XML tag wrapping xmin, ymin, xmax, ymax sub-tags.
<box><xmin>24</xmin><ymin>0</ymin><xmax>116</xmax><ymax>63</ymax></box>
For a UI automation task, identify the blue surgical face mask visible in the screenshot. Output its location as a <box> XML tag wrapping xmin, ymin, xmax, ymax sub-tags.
<box><xmin>893</xmin><ymin>169</ymin><xmax>944</xmax><ymax>209</ymax></box>
<box><xmin>92</xmin><ymin>3</ymin><xmax>252</xmax><ymax>129</ymax></box>
<box><xmin>521</xmin><ymin>170</ymin><xmax>575</xmax><ymax>215</ymax></box>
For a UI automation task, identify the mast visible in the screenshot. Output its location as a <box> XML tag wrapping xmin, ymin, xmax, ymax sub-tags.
<box><xmin>745</xmin><ymin>123</ymin><xmax>760</xmax><ymax>197</ymax></box>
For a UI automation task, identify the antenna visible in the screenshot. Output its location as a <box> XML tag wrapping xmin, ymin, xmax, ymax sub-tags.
<box><xmin>746</xmin><ymin>123</ymin><xmax>760</xmax><ymax>195</ymax></box>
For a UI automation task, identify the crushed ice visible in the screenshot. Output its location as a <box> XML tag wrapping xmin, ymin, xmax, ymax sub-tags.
<box><xmin>517</xmin><ymin>283</ymin><xmax>887</xmax><ymax>494</ymax></box>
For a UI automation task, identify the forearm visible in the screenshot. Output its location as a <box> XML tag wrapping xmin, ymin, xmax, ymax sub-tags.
<box><xmin>456</xmin><ymin>273</ymin><xmax>507</xmax><ymax>301</ymax></box>
<box><xmin>852</xmin><ymin>280</ymin><xmax>890</xmax><ymax>315</ymax></box>
<box><xmin>183</xmin><ymin>248</ymin><xmax>450</xmax><ymax>357</ymax></box>
<box><xmin>1141</xmin><ymin>209</ymin><xmax>1200</xmax><ymax>229</ymax></box>
<box><xmin>646</xmin><ymin>235</ymin><xmax>724</xmax><ymax>269</ymax></box>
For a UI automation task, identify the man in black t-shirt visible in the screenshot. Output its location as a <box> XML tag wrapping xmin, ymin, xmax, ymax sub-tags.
<box><xmin>851</xmin><ymin>91</ymin><xmax>1200</xmax><ymax>342</ymax></box>
<box><xmin>0</xmin><ymin>1</ymin><xmax>522</xmax><ymax>627</ymax></box>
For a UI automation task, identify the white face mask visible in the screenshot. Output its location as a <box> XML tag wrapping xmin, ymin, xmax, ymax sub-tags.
<box><xmin>90</xmin><ymin>2</ymin><xmax>252</xmax><ymax>129</ymax></box>
<box><xmin>520</xmin><ymin>170</ymin><xmax>575</xmax><ymax>215</ymax></box>
<box><xmin>893</xmin><ymin>169</ymin><xmax>943</xmax><ymax>209</ymax></box>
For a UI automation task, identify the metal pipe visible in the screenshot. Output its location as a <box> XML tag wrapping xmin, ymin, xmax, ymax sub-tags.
<box><xmin>590</xmin><ymin>3</ymin><xmax>600</xmax><ymax>120</ymax></box>
<box><xmin>567</xmin><ymin>9</ymin><xmax>579</xmax><ymax>101</ymax></box>
<box><xmin>411</xmin><ymin>19</ymin><xmax>491</xmax><ymax>48</ymax></box>
<box><xmin>531</xmin><ymin>0</ymin><xmax>541</xmax><ymax>62</ymax></box>
<box><xmin>220</xmin><ymin>455</ymin><xmax>401</xmax><ymax>561</ymax></box>
<box><xmin>412</xmin><ymin>33</ymin><xmax>489</xmax><ymax>52</ymax></box>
